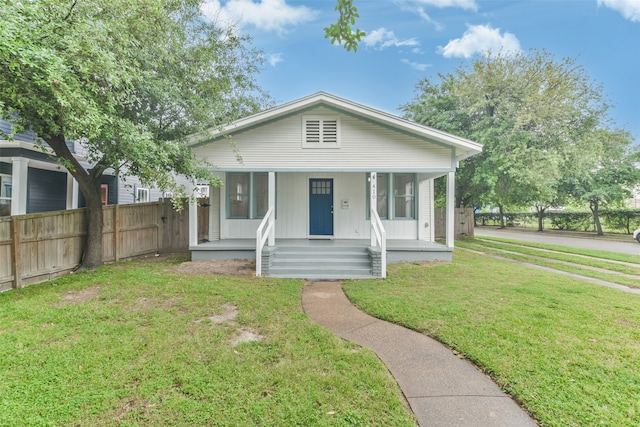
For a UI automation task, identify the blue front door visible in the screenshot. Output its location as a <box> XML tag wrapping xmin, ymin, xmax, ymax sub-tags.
<box><xmin>309</xmin><ymin>179</ymin><xmax>333</xmax><ymax>236</ymax></box>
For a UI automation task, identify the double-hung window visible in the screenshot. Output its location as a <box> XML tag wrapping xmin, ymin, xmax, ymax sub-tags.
<box><xmin>0</xmin><ymin>173</ymin><xmax>12</xmax><ymax>217</ymax></box>
<box><xmin>135</xmin><ymin>187</ymin><xmax>149</xmax><ymax>203</ymax></box>
<box><xmin>366</xmin><ymin>173</ymin><xmax>415</xmax><ymax>219</ymax></box>
<box><xmin>227</xmin><ymin>172</ymin><xmax>271</xmax><ymax>219</ymax></box>
<box><xmin>393</xmin><ymin>174</ymin><xmax>415</xmax><ymax>219</ymax></box>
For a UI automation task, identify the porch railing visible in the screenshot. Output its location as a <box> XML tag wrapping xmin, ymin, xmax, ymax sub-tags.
<box><xmin>370</xmin><ymin>208</ymin><xmax>387</xmax><ymax>278</ymax></box>
<box><xmin>256</xmin><ymin>207</ymin><xmax>275</xmax><ymax>276</ymax></box>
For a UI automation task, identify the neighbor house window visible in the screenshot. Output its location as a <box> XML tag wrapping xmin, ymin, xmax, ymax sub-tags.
<box><xmin>100</xmin><ymin>184</ymin><xmax>109</xmax><ymax>205</ymax></box>
<box><xmin>195</xmin><ymin>185</ymin><xmax>210</xmax><ymax>198</ymax></box>
<box><xmin>302</xmin><ymin>116</ymin><xmax>340</xmax><ymax>148</ymax></box>
<box><xmin>366</xmin><ymin>173</ymin><xmax>415</xmax><ymax>220</ymax></box>
<box><xmin>0</xmin><ymin>174</ymin><xmax>12</xmax><ymax>217</ymax></box>
<box><xmin>227</xmin><ymin>172</ymin><xmax>273</xmax><ymax>219</ymax></box>
<box><xmin>393</xmin><ymin>174</ymin><xmax>415</xmax><ymax>219</ymax></box>
<box><xmin>135</xmin><ymin>187</ymin><xmax>149</xmax><ymax>203</ymax></box>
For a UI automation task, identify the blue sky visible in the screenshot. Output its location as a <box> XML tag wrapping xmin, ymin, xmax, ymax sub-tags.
<box><xmin>203</xmin><ymin>0</ymin><xmax>640</xmax><ymax>144</ymax></box>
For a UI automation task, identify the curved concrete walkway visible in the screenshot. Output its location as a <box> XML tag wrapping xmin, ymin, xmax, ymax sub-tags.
<box><xmin>302</xmin><ymin>281</ymin><xmax>537</xmax><ymax>427</ymax></box>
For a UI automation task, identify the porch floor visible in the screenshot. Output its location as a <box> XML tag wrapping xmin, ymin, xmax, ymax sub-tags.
<box><xmin>190</xmin><ymin>238</ymin><xmax>453</xmax><ymax>263</ymax></box>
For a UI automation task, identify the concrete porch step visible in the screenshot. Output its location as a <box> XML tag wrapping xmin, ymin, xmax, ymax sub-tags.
<box><xmin>267</xmin><ymin>246</ymin><xmax>375</xmax><ymax>279</ymax></box>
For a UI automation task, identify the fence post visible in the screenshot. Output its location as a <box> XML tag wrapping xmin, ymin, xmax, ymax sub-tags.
<box><xmin>157</xmin><ymin>200</ymin><xmax>164</xmax><ymax>253</ymax></box>
<box><xmin>10</xmin><ymin>216</ymin><xmax>22</xmax><ymax>289</ymax></box>
<box><xmin>113</xmin><ymin>204</ymin><xmax>120</xmax><ymax>262</ymax></box>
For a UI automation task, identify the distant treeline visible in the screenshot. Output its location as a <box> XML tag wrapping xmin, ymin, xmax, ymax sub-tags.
<box><xmin>476</xmin><ymin>210</ymin><xmax>640</xmax><ymax>234</ymax></box>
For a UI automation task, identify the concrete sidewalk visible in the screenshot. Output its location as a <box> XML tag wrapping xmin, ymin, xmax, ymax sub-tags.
<box><xmin>302</xmin><ymin>281</ymin><xmax>537</xmax><ymax>427</ymax></box>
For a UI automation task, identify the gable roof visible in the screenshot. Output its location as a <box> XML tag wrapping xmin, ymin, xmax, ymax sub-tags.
<box><xmin>188</xmin><ymin>92</ymin><xmax>482</xmax><ymax>162</ymax></box>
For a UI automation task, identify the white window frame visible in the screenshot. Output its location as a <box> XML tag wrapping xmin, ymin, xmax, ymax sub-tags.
<box><xmin>135</xmin><ymin>187</ymin><xmax>150</xmax><ymax>203</ymax></box>
<box><xmin>393</xmin><ymin>174</ymin><xmax>416</xmax><ymax>219</ymax></box>
<box><xmin>302</xmin><ymin>115</ymin><xmax>341</xmax><ymax>148</ymax></box>
<box><xmin>0</xmin><ymin>174</ymin><xmax>12</xmax><ymax>216</ymax></box>
<box><xmin>226</xmin><ymin>172</ymin><xmax>273</xmax><ymax>219</ymax></box>
<box><xmin>366</xmin><ymin>173</ymin><xmax>416</xmax><ymax>220</ymax></box>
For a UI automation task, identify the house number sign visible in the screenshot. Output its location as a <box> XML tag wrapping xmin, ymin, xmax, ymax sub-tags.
<box><xmin>370</xmin><ymin>172</ymin><xmax>377</xmax><ymax>200</ymax></box>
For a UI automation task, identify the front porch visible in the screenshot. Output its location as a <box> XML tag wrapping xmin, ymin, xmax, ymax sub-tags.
<box><xmin>190</xmin><ymin>239</ymin><xmax>452</xmax><ymax>280</ymax></box>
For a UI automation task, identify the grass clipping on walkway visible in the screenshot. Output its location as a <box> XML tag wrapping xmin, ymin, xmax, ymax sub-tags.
<box><xmin>345</xmin><ymin>250</ymin><xmax>640</xmax><ymax>427</ymax></box>
<box><xmin>0</xmin><ymin>258</ymin><xmax>415</xmax><ymax>426</ymax></box>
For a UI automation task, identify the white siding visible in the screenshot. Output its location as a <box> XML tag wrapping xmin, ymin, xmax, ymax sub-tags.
<box><xmin>192</xmin><ymin>107</ymin><xmax>454</xmax><ymax>172</ymax></box>
<box><xmin>218</xmin><ymin>172</ymin><xmax>424</xmax><ymax>240</ymax></box>
<box><xmin>274</xmin><ymin>172</ymin><xmax>368</xmax><ymax>239</ymax></box>
<box><xmin>418</xmin><ymin>176</ymin><xmax>434</xmax><ymax>242</ymax></box>
<box><xmin>381</xmin><ymin>220</ymin><xmax>418</xmax><ymax>239</ymax></box>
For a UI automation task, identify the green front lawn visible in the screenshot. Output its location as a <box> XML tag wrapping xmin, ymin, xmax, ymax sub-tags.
<box><xmin>3</xmin><ymin>246</ymin><xmax>639</xmax><ymax>426</ymax></box>
<box><xmin>345</xmin><ymin>250</ymin><xmax>640</xmax><ymax>427</ymax></box>
<box><xmin>0</xmin><ymin>257</ymin><xmax>415</xmax><ymax>426</ymax></box>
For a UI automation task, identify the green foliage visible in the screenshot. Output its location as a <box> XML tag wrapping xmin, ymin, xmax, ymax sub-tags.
<box><xmin>324</xmin><ymin>0</ymin><xmax>366</xmax><ymax>52</ymax></box>
<box><xmin>547</xmin><ymin>211</ymin><xmax>594</xmax><ymax>231</ymax></box>
<box><xmin>403</xmin><ymin>50</ymin><xmax>630</xmax><ymax>217</ymax></box>
<box><xmin>477</xmin><ymin>209</ymin><xmax>640</xmax><ymax>234</ymax></box>
<box><xmin>561</xmin><ymin>129</ymin><xmax>640</xmax><ymax>234</ymax></box>
<box><xmin>603</xmin><ymin>209</ymin><xmax>640</xmax><ymax>234</ymax></box>
<box><xmin>0</xmin><ymin>0</ymin><xmax>268</xmax><ymax>266</ymax></box>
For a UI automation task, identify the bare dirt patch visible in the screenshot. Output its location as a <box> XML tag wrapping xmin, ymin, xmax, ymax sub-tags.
<box><xmin>171</xmin><ymin>259</ymin><xmax>255</xmax><ymax>276</ymax></box>
<box><xmin>197</xmin><ymin>303</ymin><xmax>239</xmax><ymax>324</ymax></box>
<box><xmin>56</xmin><ymin>285</ymin><xmax>101</xmax><ymax>306</ymax></box>
<box><xmin>197</xmin><ymin>302</ymin><xmax>265</xmax><ymax>346</ymax></box>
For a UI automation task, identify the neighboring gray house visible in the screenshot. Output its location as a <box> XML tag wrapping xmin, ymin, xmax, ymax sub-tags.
<box><xmin>0</xmin><ymin>118</ymin><xmax>177</xmax><ymax>217</ymax></box>
<box><xmin>187</xmin><ymin>92</ymin><xmax>482</xmax><ymax>279</ymax></box>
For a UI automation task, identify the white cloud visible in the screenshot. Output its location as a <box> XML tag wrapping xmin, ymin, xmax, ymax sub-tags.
<box><xmin>401</xmin><ymin>58</ymin><xmax>431</xmax><ymax>71</ymax></box>
<box><xmin>362</xmin><ymin>28</ymin><xmax>420</xmax><ymax>50</ymax></box>
<box><xmin>411</xmin><ymin>0</ymin><xmax>478</xmax><ymax>11</ymax></box>
<box><xmin>438</xmin><ymin>24</ymin><xmax>521</xmax><ymax>58</ymax></box>
<box><xmin>598</xmin><ymin>0</ymin><xmax>640</xmax><ymax>22</ymax></box>
<box><xmin>201</xmin><ymin>0</ymin><xmax>318</xmax><ymax>35</ymax></box>
<box><xmin>267</xmin><ymin>53</ymin><xmax>284</xmax><ymax>67</ymax></box>
<box><xmin>414</xmin><ymin>6</ymin><xmax>445</xmax><ymax>30</ymax></box>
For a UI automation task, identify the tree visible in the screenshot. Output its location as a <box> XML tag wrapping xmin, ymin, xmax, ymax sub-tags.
<box><xmin>325</xmin><ymin>0</ymin><xmax>365</xmax><ymax>51</ymax></box>
<box><xmin>0</xmin><ymin>0</ymin><xmax>266</xmax><ymax>268</ymax></box>
<box><xmin>403</xmin><ymin>49</ymin><xmax>613</xmax><ymax>231</ymax></box>
<box><xmin>564</xmin><ymin>129</ymin><xmax>640</xmax><ymax>235</ymax></box>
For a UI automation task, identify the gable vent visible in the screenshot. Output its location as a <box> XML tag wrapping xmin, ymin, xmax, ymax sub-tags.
<box><xmin>303</xmin><ymin>116</ymin><xmax>340</xmax><ymax>148</ymax></box>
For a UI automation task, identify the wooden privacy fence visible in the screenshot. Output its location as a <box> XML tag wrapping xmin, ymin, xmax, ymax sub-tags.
<box><xmin>0</xmin><ymin>199</ymin><xmax>204</xmax><ymax>292</ymax></box>
<box><xmin>434</xmin><ymin>208</ymin><xmax>475</xmax><ymax>239</ymax></box>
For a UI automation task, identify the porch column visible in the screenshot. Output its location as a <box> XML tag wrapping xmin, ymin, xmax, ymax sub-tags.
<box><xmin>446</xmin><ymin>171</ymin><xmax>455</xmax><ymax>248</ymax></box>
<box><xmin>11</xmin><ymin>157</ymin><xmax>29</xmax><ymax>215</ymax></box>
<box><xmin>268</xmin><ymin>171</ymin><xmax>275</xmax><ymax>246</ymax></box>
<box><xmin>369</xmin><ymin>172</ymin><xmax>377</xmax><ymax>246</ymax></box>
<box><xmin>207</xmin><ymin>184</ymin><xmax>216</xmax><ymax>242</ymax></box>
<box><xmin>189</xmin><ymin>197</ymin><xmax>198</xmax><ymax>247</ymax></box>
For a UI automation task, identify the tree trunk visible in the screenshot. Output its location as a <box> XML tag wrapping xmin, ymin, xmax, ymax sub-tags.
<box><xmin>591</xmin><ymin>200</ymin><xmax>603</xmax><ymax>236</ymax></box>
<box><xmin>79</xmin><ymin>179</ymin><xmax>105</xmax><ymax>268</ymax></box>
<box><xmin>45</xmin><ymin>135</ymin><xmax>105</xmax><ymax>269</ymax></box>
<box><xmin>498</xmin><ymin>204</ymin><xmax>505</xmax><ymax>229</ymax></box>
<box><xmin>536</xmin><ymin>206</ymin><xmax>545</xmax><ymax>232</ymax></box>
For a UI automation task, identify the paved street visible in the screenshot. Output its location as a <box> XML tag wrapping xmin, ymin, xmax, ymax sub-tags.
<box><xmin>475</xmin><ymin>227</ymin><xmax>640</xmax><ymax>257</ymax></box>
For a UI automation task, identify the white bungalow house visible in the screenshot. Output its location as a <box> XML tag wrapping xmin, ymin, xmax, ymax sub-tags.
<box><xmin>187</xmin><ymin>92</ymin><xmax>482</xmax><ymax>279</ymax></box>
